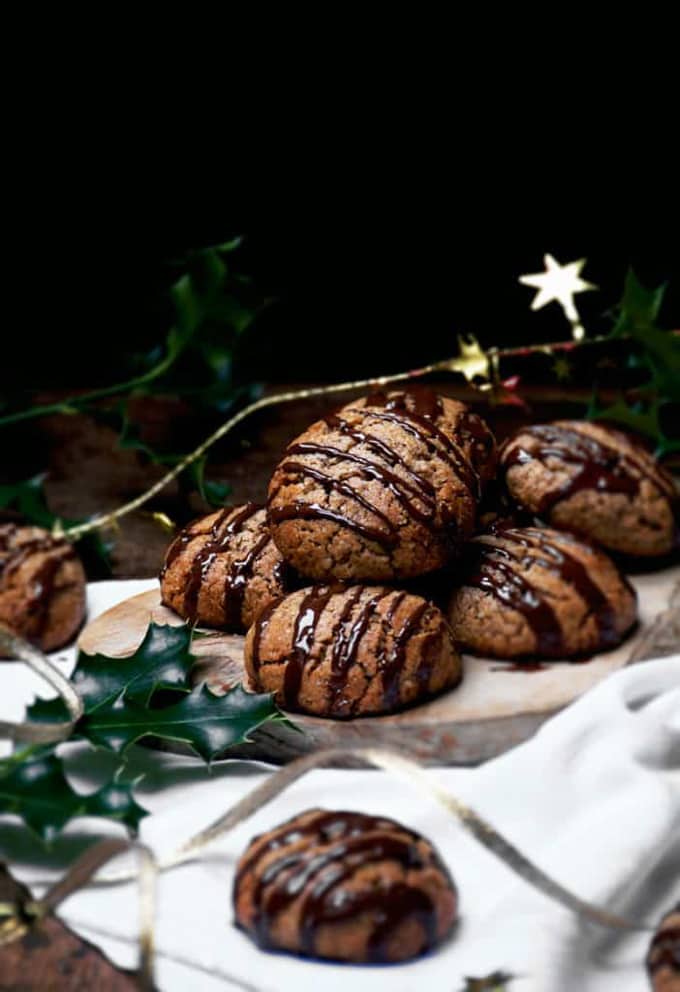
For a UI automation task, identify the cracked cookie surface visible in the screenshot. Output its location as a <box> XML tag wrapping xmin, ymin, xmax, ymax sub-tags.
<box><xmin>499</xmin><ymin>420</ymin><xmax>677</xmax><ymax>558</ymax></box>
<box><xmin>0</xmin><ymin>523</ymin><xmax>86</xmax><ymax>653</ymax></box>
<box><xmin>244</xmin><ymin>584</ymin><xmax>462</xmax><ymax>717</ymax></box>
<box><xmin>233</xmin><ymin>808</ymin><xmax>458</xmax><ymax>963</ymax></box>
<box><xmin>446</xmin><ymin>525</ymin><xmax>637</xmax><ymax>659</ymax></box>
<box><xmin>267</xmin><ymin>388</ymin><xmax>496</xmax><ymax>581</ymax></box>
<box><xmin>160</xmin><ymin>504</ymin><xmax>291</xmax><ymax>632</ymax></box>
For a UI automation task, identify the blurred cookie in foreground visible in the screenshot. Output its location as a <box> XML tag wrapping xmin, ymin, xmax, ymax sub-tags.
<box><xmin>647</xmin><ymin>903</ymin><xmax>680</xmax><ymax>991</ymax></box>
<box><xmin>0</xmin><ymin>524</ymin><xmax>86</xmax><ymax>653</ymax></box>
<box><xmin>499</xmin><ymin>421</ymin><xmax>677</xmax><ymax>558</ymax></box>
<box><xmin>268</xmin><ymin>388</ymin><xmax>496</xmax><ymax>581</ymax></box>
<box><xmin>160</xmin><ymin>504</ymin><xmax>290</xmax><ymax>632</ymax></box>
<box><xmin>245</xmin><ymin>584</ymin><xmax>462</xmax><ymax>717</ymax></box>
<box><xmin>446</xmin><ymin>526</ymin><xmax>637</xmax><ymax>659</ymax></box>
<box><xmin>233</xmin><ymin>808</ymin><xmax>458</xmax><ymax>963</ymax></box>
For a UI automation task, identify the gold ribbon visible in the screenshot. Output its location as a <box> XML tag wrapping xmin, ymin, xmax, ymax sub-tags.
<box><xmin>0</xmin><ymin>624</ymin><xmax>82</xmax><ymax>744</ymax></box>
<box><xmin>95</xmin><ymin>746</ymin><xmax>649</xmax><ymax>933</ymax></box>
<box><xmin>59</xmin><ymin>333</ymin><xmax>609</xmax><ymax>544</ymax></box>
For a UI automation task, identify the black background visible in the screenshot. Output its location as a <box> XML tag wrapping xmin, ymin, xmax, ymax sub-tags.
<box><xmin>6</xmin><ymin>161</ymin><xmax>679</xmax><ymax>390</ymax></box>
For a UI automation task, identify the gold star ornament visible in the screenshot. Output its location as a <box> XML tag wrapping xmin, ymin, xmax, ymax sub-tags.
<box><xmin>519</xmin><ymin>254</ymin><xmax>596</xmax><ymax>341</ymax></box>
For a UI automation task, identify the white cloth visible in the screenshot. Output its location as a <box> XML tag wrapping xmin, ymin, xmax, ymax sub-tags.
<box><xmin>2</xmin><ymin>580</ymin><xmax>679</xmax><ymax>992</ymax></box>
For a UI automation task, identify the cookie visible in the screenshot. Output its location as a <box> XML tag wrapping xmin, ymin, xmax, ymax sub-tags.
<box><xmin>0</xmin><ymin>524</ymin><xmax>86</xmax><ymax>653</ymax></box>
<box><xmin>244</xmin><ymin>584</ymin><xmax>461</xmax><ymax>717</ymax></box>
<box><xmin>647</xmin><ymin>903</ymin><xmax>680</xmax><ymax>992</ymax></box>
<box><xmin>267</xmin><ymin>388</ymin><xmax>496</xmax><ymax>581</ymax></box>
<box><xmin>446</xmin><ymin>525</ymin><xmax>637</xmax><ymax>659</ymax></box>
<box><xmin>499</xmin><ymin>421</ymin><xmax>677</xmax><ymax>558</ymax></box>
<box><xmin>160</xmin><ymin>504</ymin><xmax>290</xmax><ymax>631</ymax></box>
<box><xmin>233</xmin><ymin>808</ymin><xmax>457</xmax><ymax>963</ymax></box>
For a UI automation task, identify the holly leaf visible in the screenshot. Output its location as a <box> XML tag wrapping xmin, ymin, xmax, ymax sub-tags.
<box><xmin>612</xmin><ymin>269</ymin><xmax>667</xmax><ymax>337</ymax></box>
<box><xmin>24</xmin><ymin>619</ymin><xmax>294</xmax><ymax>764</ymax></box>
<box><xmin>0</xmin><ymin>473</ymin><xmax>113</xmax><ymax>575</ymax></box>
<box><xmin>189</xmin><ymin>457</ymin><xmax>230</xmax><ymax>507</ymax></box>
<box><xmin>0</xmin><ymin>473</ymin><xmax>56</xmax><ymax>529</ymax></box>
<box><xmin>80</xmin><ymin>684</ymin><xmax>280</xmax><ymax>762</ymax></box>
<box><xmin>0</xmin><ymin>750</ymin><xmax>147</xmax><ymax>842</ymax></box>
<box><xmin>73</xmin><ymin>622</ymin><xmax>198</xmax><ymax>712</ymax></box>
<box><xmin>587</xmin><ymin>394</ymin><xmax>662</xmax><ymax>441</ymax></box>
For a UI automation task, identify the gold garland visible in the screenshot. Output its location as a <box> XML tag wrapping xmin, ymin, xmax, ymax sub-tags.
<box><xmin>58</xmin><ymin>333</ymin><xmax>606</xmax><ymax>544</ymax></box>
<box><xmin>0</xmin><ymin>623</ymin><xmax>82</xmax><ymax>743</ymax></box>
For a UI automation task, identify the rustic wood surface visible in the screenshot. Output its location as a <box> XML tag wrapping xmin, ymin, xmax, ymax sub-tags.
<box><xmin>78</xmin><ymin>563</ymin><xmax>680</xmax><ymax>766</ymax></box>
<box><xmin>0</xmin><ymin>865</ymin><xmax>144</xmax><ymax>991</ymax></box>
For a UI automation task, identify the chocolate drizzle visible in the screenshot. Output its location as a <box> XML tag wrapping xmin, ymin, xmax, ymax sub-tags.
<box><xmin>268</xmin><ymin>500</ymin><xmax>398</xmax><ymax>547</ymax></box>
<box><xmin>464</xmin><ymin>526</ymin><xmax>625</xmax><ymax>657</ymax></box>
<box><xmin>276</xmin><ymin>458</ymin><xmax>400</xmax><ymax>539</ymax></box>
<box><xmin>282</xmin><ymin>585</ymin><xmax>337</xmax><ymax>706</ymax></box>
<box><xmin>220</xmin><ymin>504</ymin><xmax>271</xmax><ymax>627</ymax></box>
<box><xmin>360</xmin><ymin>390</ymin><xmax>481</xmax><ymax>497</ymax></box>
<box><xmin>235</xmin><ymin>809</ymin><xmax>445</xmax><ymax>960</ymax></box>
<box><xmin>647</xmin><ymin>910</ymin><xmax>680</xmax><ymax>975</ymax></box>
<box><xmin>267</xmin><ymin>389</ymin><xmax>485</xmax><ymax>550</ymax></box>
<box><xmin>250</xmin><ymin>586</ymin><xmax>439</xmax><ymax>714</ymax></box>
<box><xmin>285</xmin><ymin>443</ymin><xmax>436</xmax><ymax>523</ymax></box>
<box><xmin>0</xmin><ymin>527</ymin><xmax>76</xmax><ymax>637</ymax></box>
<box><xmin>502</xmin><ymin>423</ymin><xmax>676</xmax><ymax>514</ymax></box>
<box><xmin>167</xmin><ymin>503</ymin><xmax>269</xmax><ymax>625</ymax></box>
<box><xmin>326</xmin><ymin>587</ymin><xmax>379</xmax><ymax>714</ymax></box>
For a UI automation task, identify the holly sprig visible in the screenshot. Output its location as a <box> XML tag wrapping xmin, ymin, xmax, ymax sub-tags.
<box><xmin>587</xmin><ymin>270</ymin><xmax>680</xmax><ymax>457</ymax></box>
<box><xmin>0</xmin><ymin>621</ymin><xmax>291</xmax><ymax>842</ymax></box>
<box><xmin>0</xmin><ymin>240</ymin><xmax>262</xmax><ymax>526</ymax></box>
<box><xmin>0</xmin><ymin>473</ymin><xmax>113</xmax><ymax>573</ymax></box>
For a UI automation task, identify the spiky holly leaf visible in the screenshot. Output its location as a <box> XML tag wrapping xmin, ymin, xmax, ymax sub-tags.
<box><xmin>612</xmin><ymin>269</ymin><xmax>667</xmax><ymax>337</ymax></box>
<box><xmin>26</xmin><ymin>622</ymin><xmax>195</xmax><ymax>725</ymax></box>
<box><xmin>0</xmin><ymin>749</ymin><xmax>147</xmax><ymax>842</ymax></box>
<box><xmin>76</xmin><ymin>622</ymin><xmax>197</xmax><ymax>711</ymax></box>
<box><xmin>80</xmin><ymin>684</ymin><xmax>280</xmax><ymax>762</ymax></box>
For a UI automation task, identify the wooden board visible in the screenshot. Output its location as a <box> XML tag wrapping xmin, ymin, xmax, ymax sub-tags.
<box><xmin>79</xmin><ymin>567</ymin><xmax>679</xmax><ymax>766</ymax></box>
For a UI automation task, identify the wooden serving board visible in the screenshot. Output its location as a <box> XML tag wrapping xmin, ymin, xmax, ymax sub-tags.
<box><xmin>79</xmin><ymin>567</ymin><xmax>679</xmax><ymax>766</ymax></box>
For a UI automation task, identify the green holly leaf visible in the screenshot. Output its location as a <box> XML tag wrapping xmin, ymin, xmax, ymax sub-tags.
<box><xmin>587</xmin><ymin>394</ymin><xmax>662</xmax><ymax>441</ymax></box>
<box><xmin>25</xmin><ymin>695</ymin><xmax>73</xmax><ymax>724</ymax></box>
<box><xmin>612</xmin><ymin>269</ymin><xmax>667</xmax><ymax>337</ymax></box>
<box><xmin>0</xmin><ymin>750</ymin><xmax>147</xmax><ymax>842</ymax></box>
<box><xmin>459</xmin><ymin>971</ymin><xmax>514</xmax><ymax>992</ymax></box>
<box><xmin>0</xmin><ymin>473</ymin><xmax>56</xmax><ymax>529</ymax></box>
<box><xmin>76</xmin><ymin>622</ymin><xmax>198</xmax><ymax>711</ymax></box>
<box><xmin>80</xmin><ymin>684</ymin><xmax>281</xmax><ymax>762</ymax></box>
<box><xmin>26</xmin><ymin>622</ymin><xmax>196</xmax><ymax>722</ymax></box>
<box><xmin>0</xmin><ymin>473</ymin><xmax>113</xmax><ymax>574</ymax></box>
<box><xmin>189</xmin><ymin>457</ymin><xmax>231</xmax><ymax>507</ymax></box>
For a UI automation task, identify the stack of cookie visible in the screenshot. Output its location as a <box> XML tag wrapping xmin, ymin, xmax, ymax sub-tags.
<box><xmin>157</xmin><ymin>389</ymin><xmax>678</xmax><ymax>967</ymax></box>
<box><xmin>159</xmin><ymin>389</ymin><xmax>677</xmax><ymax>718</ymax></box>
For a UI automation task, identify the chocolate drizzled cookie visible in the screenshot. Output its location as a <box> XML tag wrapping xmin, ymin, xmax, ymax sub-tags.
<box><xmin>647</xmin><ymin>903</ymin><xmax>680</xmax><ymax>992</ymax></box>
<box><xmin>233</xmin><ymin>808</ymin><xmax>457</xmax><ymax>963</ymax></box>
<box><xmin>499</xmin><ymin>421</ymin><xmax>677</xmax><ymax>558</ymax></box>
<box><xmin>447</xmin><ymin>525</ymin><xmax>637</xmax><ymax>659</ymax></box>
<box><xmin>160</xmin><ymin>504</ymin><xmax>291</xmax><ymax>632</ymax></box>
<box><xmin>0</xmin><ymin>524</ymin><xmax>86</xmax><ymax>653</ymax></box>
<box><xmin>268</xmin><ymin>388</ymin><xmax>496</xmax><ymax>581</ymax></box>
<box><xmin>244</xmin><ymin>584</ymin><xmax>461</xmax><ymax>717</ymax></box>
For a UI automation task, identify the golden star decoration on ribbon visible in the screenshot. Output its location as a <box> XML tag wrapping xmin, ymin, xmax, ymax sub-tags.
<box><xmin>519</xmin><ymin>254</ymin><xmax>596</xmax><ymax>341</ymax></box>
